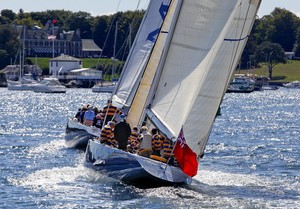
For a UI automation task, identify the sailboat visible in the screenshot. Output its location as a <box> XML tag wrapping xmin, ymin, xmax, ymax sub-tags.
<box><xmin>65</xmin><ymin>0</ymin><xmax>168</xmax><ymax>149</ymax></box>
<box><xmin>84</xmin><ymin>0</ymin><xmax>262</xmax><ymax>186</ymax></box>
<box><xmin>92</xmin><ymin>21</ymin><xmax>119</xmax><ymax>93</ymax></box>
<box><xmin>7</xmin><ymin>25</ymin><xmax>37</xmax><ymax>91</ymax></box>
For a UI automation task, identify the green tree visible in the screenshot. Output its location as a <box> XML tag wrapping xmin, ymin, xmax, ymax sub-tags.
<box><xmin>1</xmin><ymin>9</ymin><xmax>16</xmax><ymax>23</ymax></box>
<box><xmin>254</xmin><ymin>41</ymin><xmax>286</xmax><ymax>79</ymax></box>
<box><xmin>242</xmin><ymin>18</ymin><xmax>261</xmax><ymax>69</ymax></box>
<box><xmin>0</xmin><ymin>25</ymin><xmax>19</xmax><ymax>69</ymax></box>
<box><xmin>266</xmin><ymin>8</ymin><xmax>299</xmax><ymax>51</ymax></box>
<box><xmin>66</xmin><ymin>11</ymin><xmax>93</xmax><ymax>39</ymax></box>
<box><xmin>293</xmin><ymin>27</ymin><xmax>300</xmax><ymax>57</ymax></box>
<box><xmin>93</xmin><ymin>15</ymin><xmax>110</xmax><ymax>54</ymax></box>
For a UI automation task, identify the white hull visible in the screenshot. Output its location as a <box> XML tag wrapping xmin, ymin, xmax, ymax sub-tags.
<box><xmin>32</xmin><ymin>86</ymin><xmax>66</xmax><ymax>93</ymax></box>
<box><xmin>261</xmin><ymin>85</ymin><xmax>278</xmax><ymax>90</ymax></box>
<box><xmin>92</xmin><ymin>84</ymin><xmax>115</xmax><ymax>93</ymax></box>
<box><xmin>283</xmin><ymin>81</ymin><xmax>300</xmax><ymax>89</ymax></box>
<box><xmin>85</xmin><ymin>139</ymin><xmax>190</xmax><ymax>186</ymax></box>
<box><xmin>31</xmin><ymin>77</ymin><xmax>67</xmax><ymax>93</ymax></box>
<box><xmin>7</xmin><ymin>80</ymin><xmax>36</xmax><ymax>91</ymax></box>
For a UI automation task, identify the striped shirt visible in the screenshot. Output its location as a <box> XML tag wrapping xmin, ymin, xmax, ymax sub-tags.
<box><xmin>162</xmin><ymin>138</ymin><xmax>174</xmax><ymax>157</ymax></box>
<box><xmin>100</xmin><ymin>125</ymin><xmax>114</xmax><ymax>145</ymax></box>
<box><xmin>152</xmin><ymin>134</ymin><xmax>164</xmax><ymax>151</ymax></box>
<box><xmin>128</xmin><ymin>130</ymin><xmax>140</xmax><ymax>149</ymax></box>
<box><xmin>101</xmin><ymin>105</ymin><xmax>122</xmax><ymax>118</ymax></box>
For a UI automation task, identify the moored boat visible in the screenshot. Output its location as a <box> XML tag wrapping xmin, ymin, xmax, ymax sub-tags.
<box><xmin>91</xmin><ymin>82</ymin><xmax>115</xmax><ymax>93</ymax></box>
<box><xmin>283</xmin><ymin>81</ymin><xmax>300</xmax><ymax>89</ymax></box>
<box><xmin>227</xmin><ymin>74</ymin><xmax>255</xmax><ymax>93</ymax></box>
<box><xmin>7</xmin><ymin>76</ymin><xmax>37</xmax><ymax>91</ymax></box>
<box><xmin>261</xmin><ymin>85</ymin><xmax>279</xmax><ymax>90</ymax></box>
<box><xmin>31</xmin><ymin>77</ymin><xmax>67</xmax><ymax>93</ymax></box>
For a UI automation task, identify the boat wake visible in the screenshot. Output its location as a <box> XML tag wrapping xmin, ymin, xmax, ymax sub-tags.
<box><xmin>9</xmin><ymin>164</ymin><xmax>117</xmax><ymax>193</ymax></box>
<box><xmin>179</xmin><ymin>169</ymin><xmax>300</xmax><ymax>207</ymax></box>
<box><xmin>29</xmin><ymin>139</ymin><xmax>66</xmax><ymax>155</ymax></box>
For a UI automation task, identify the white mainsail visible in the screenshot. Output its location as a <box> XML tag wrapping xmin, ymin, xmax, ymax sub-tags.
<box><xmin>112</xmin><ymin>0</ymin><xmax>171</xmax><ymax>108</ymax></box>
<box><xmin>145</xmin><ymin>0</ymin><xmax>261</xmax><ymax>157</ymax></box>
<box><xmin>190</xmin><ymin>0</ymin><xmax>262</xmax><ymax>157</ymax></box>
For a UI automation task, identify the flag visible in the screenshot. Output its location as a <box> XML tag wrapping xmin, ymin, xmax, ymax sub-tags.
<box><xmin>52</xmin><ymin>19</ymin><xmax>57</xmax><ymax>24</ymax></box>
<box><xmin>174</xmin><ymin>127</ymin><xmax>198</xmax><ymax>177</ymax></box>
<box><xmin>47</xmin><ymin>35</ymin><xmax>56</xmax><ymax>40</ymax></box>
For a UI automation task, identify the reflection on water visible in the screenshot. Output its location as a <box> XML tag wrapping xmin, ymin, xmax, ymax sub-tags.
<box><xmin>0</xmin><ymin>88</ymin><xmax>299</xmax><ymax>208</ymax></box>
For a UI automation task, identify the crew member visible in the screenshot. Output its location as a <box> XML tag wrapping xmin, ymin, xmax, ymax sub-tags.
<box><xmin>101</xmin><ymin>99</ymin><xmax>123</xmax><ymax>125</ymax></box>
<box><xmin>100</xmin><ymin>121</ymin><xmax>117</xmax><ymax>147</ymax></box>
<box><xmin>114</xmin><ymin>114</ymin><xmax>131</xmax><ymax>151</ymax></box>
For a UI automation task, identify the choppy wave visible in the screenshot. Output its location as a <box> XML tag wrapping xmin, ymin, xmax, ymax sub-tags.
<box><xmin>0</xmin><ymin>88</ymin><xmax>299</xmax><ymax>208</ymax></box>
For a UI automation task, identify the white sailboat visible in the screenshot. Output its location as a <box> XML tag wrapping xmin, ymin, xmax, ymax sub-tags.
<box><xmin>7</xmin><ymin>25</ymin><xmax>37</xmax><ymax>91</ymax></box>
<box><xmin>65</xmin><ymin>0</ymin><xmax>168</xmax><ymax>149</ymax></box>
<box><xmin>30</xmin><ymin>77</ymin><xmax>67</xmax><ymax>93</ymax></box>
<box><xmin>84</xmin><ymin>0</ymin><xmax>262</xmax><ymax>186</ymax></box>
<box><xmin>92</xmin><ymin>21</ymin><xmax>118</xmax><ymax>93</ymax></box>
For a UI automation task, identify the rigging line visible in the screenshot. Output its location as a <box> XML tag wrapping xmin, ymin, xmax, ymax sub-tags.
<box><xmin>115</xmin><ymin>0</ymin><xmax>145</xmax><ymax>61</ymax></box>
<box><xmin>95</xmin><ymin>0</ymin><xmax>122</xmax><ymax>69</ymax></box>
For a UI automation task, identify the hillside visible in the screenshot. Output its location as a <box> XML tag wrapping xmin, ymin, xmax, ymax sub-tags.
<box><xmin>29</xmin><ymin>57</ymin><xmax>300</xmax><ymax>83</ymax></box>
<box><xmin>235</xmin><ymin>60</ymin><xmax>300</xmax><ymax>82</ymax></box>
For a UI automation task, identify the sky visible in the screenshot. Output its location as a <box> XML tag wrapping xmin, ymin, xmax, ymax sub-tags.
<box><xmin>0</xmin><ymin>0</ymin><xmax>299</xmax><ymax>18</ymax></box>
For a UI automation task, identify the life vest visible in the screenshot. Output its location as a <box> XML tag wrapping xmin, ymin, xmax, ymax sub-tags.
<box><xmin>150</xmin><ymin>155</ymin><xmax>167</xmax><ymax>163</ymax></box>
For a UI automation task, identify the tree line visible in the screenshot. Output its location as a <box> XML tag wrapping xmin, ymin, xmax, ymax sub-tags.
<box><xmin>1</xmin><ymin>7</ymin><xmax>300</xmax><ymax>79</ymax></box>
<box><xmin>0</xmin><ymin>8</ymin><xmax>145</xmax><ymax>70</ymax></box>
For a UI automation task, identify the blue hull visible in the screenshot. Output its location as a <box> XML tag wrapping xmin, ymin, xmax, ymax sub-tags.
<box><xmin>84</xmin><ymin>140</ymin><xmax>191</xmax><ymax>187</ymax></box>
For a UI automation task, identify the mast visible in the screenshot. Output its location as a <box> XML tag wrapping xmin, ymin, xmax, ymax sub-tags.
<box><xmin>21</xmin><ymin>25</ymin><xmax>26</xmax><ymax>78</ymax></box>
<box><xmin>112</xmin><ymin>21</ymin><xmax>118</xmax><ymax>82</ymax></box>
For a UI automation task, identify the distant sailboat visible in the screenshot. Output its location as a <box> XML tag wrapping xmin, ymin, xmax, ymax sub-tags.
<box><xmin>84</xmin><ymin>0</ymin><xmax>262</xmax><ymax>186</ymax></box>
<box><xmin>7</xmin><ymin>25</ymin><xmax>37</xmax><ymax>91</ymax></box>
<box><xmin>92</xmin><ymin>21</ymin><xmax>119</xmax><ymax>93</ymax></box>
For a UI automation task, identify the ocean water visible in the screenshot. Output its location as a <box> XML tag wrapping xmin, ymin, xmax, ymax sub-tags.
<box><xmin>0</xmin><ymin>88</ymin><xmax>299</xmax><ymax>208</ymax></box>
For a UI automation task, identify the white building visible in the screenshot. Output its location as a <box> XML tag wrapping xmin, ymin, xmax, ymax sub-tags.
<box><xmin>49</xmin><ymin>54</ymin><xmax>82</xmax><ymax>76</ymax></box>
<box><xmin>49</xmin><ymin>54</ymin><xmax>102</xmax><ymax>87</ymax></box>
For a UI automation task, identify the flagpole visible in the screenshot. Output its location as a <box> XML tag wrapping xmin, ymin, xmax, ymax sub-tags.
<box><xmin>52</xmin><ymin>21</ymin><xmax>54</xmax><ymax>58</ymax></box>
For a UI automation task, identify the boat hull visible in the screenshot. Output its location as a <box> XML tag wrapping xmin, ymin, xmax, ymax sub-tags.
<box><xmin>84</xmin><ymin>139</ymin><xmax>190</xmax><ymax>187</ymax></box>
<box><xmin>7</xmin><ymin>81</ymin><xmax>34</xmax><ymax>91</ymax></box>
<box><xmin>32</xmin><ymin>87</ymin><xmax>66</xmax><ymax>93</ymax></box>
<box><xmin>261</xmin><ymin>85</ymin><xmax>278</xmax><ymax>90</ymax></box>
<box><xmin>65</xmin><ymin>119</ymin><xmax>101</xmax><ymax>149</ymax></box>
<box><xmin>92</xmin><ymin>85</ymin><xmax>115</xmax><ymax>93</ymax></box>
<box><xmin>283</xmin><ymin>81</ymin><xmax>300</xmax><ymax>89</ymax></box>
